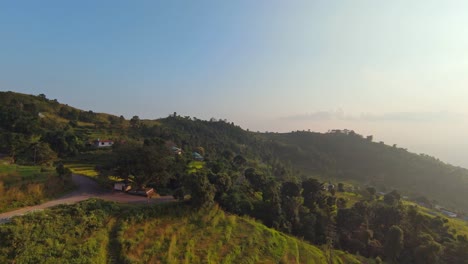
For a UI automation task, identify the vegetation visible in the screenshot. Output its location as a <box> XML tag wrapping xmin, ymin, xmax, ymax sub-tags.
<box><xmin>0</xmin><ymin>199</ymin><xmax>361</xmax><ymax>264</ymax></box>
<box><xmin>0</xmin><ymin>162</ymin><xmax>73</xmax><ymax>213</ymax></box>
<box><xmin>1</xmin><ymin>91</ymin><xmax>468</xmax><ymax>263</ymax></box>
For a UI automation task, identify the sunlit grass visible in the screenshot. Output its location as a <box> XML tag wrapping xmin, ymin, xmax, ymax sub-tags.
<box><xmin>65</xmin><ymin>164</ymin><xmax>99</xmax><ymax>177</ymax></box>
<box><xmin>187</xmin><ymin>161</ymin><xmax>205</xmax><ymax>174</ymax></box>
<box><xmin>119</xmin><ymin>204</ymin><xmax>361</xmax><ymax>264</ymax></box>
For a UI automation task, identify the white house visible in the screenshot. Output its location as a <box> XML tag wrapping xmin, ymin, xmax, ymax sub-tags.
<box><xmin>94</xmin><ymin>139</ymin><xmax>114</xmax><ymax>148</ymax></box>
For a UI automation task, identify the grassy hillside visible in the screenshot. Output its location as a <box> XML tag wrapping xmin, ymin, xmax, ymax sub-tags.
<box><xmin>0</xmin><ymin>199</ymin><xmax>362</xmax><ymax>264</ymax></box>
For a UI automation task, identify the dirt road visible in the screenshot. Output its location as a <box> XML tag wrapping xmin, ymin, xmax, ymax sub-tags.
<box><xmin>0</xmin><ymin>174</ymin><xmax>174</xmax><ymax>222</ymax></box>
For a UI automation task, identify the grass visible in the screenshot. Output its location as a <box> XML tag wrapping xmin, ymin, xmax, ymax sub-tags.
<box><xmin>187</xmin><ymin>161</ymin><xmax>205</xmax><ymax>174</ymax></box>
<box><xmin>0</xmin><ymin>164</ymin><xmax>49</xmax><ymax>185</ymax></box>
<box><xmin>335</xmin><ymin>191</ymin><xmax>364</xmax><ymax>207</ymax></box>
<box><xmin>0</xmin><ymin>200</ymin><xmax>362</xmax><ymax>264</ymax></box>
<box><xmin>118</xmin><ymin>204</ymin><xmax>361</xmax><ymax>264</ymax></box>
<box><xmin>65</xmin><ymin>163</ymin><xmax>99</xmax><ymax>177</ymax></box>
<box><xmin>0</xmin><ymin>163</ymin><xmax>73</xmax><ymax>213</ymax></box>
<box><xmin>402</xmin><ymin>200</ymin><xmax>468</xmax><ymax>238</ymax></box>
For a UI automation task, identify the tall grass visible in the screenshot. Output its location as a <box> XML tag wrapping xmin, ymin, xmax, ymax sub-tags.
<box><xmin>0</xmin><ymin>164</ymin><xmax>73</xmax><ymax>213</ymax></box>
<box><xmin>0</xmin><ymin>200</ymin><xmax>362</xmax><ymax>264</ymax></box>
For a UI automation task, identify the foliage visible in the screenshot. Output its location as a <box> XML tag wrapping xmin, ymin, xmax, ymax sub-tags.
<box><xmin>0</xmin><ymin>200</ymin><xmax>361</xmax><ymax>264</ymax></box>
<box><xmin>0</xmin><ymin>163</ymin><xmax>73</xmax><ymax>213</ymax></box>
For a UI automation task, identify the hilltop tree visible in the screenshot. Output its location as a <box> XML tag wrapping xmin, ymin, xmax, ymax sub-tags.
<box><xmin>130</xmin><ymin>115</ymin><xmax>140</xmax><ymax>129</ymax></box>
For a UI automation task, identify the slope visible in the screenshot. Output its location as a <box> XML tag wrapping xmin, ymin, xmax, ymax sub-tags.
<box><xmin>0</xmin><ymin>199</ymin><xmax>361</xmax><ymax>264</ymax></box>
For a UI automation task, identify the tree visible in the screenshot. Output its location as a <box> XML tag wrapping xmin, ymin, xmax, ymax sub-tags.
<box><xmin>56</xmin><ymin>162</ymin><xmax>71</xmax><ymax>178</ymax></box>
<box><xmin>384</xmin><ymin>190</ymin><xmax>401</xmax><ymax>206</ymax></box>
<box><xmin>302</xmin><ymin>178</ymin><xmax>323</xmax><ymax>209</ymax></box>
<box><xmin>244</xmin><ymin>168</ymin><xmax>266</xmax><ymax>192</ymax></box>
<box><xmin>384</xmin><ymin>225</ymin><xmax>404</xmax><ymax>263</ymax></box>
<box><xmin>186</xmin><ymin>171</ymin><xmax>216</xmax><ymax>208</ymax></box>
<box><xmin>366</xmin><ymin>187</ymin><xmax>376</xmax><ymax>200</ymax></box>
<box><xmin>232</xmin><ymin>155</ymin><xmax>247</xmax><ymax>168</ymax></box>
<box><xmin>195</xmin><ymin>146</ymin><xmax>205</xmax><ymax>156</ymax></box>
<box><xmin>112</xmin><ymin>142</ymin><xmax>170</xmax><ymax>188</ymax></box>
<box><xmin>414</xmin><ymin>237</ymin><xmax>442</xmax><ymax>264</ymax></box>
<box><xmin>26</xmin><ymin>142</ymin><xmax>57</xmax><ymax>165</ymax></box>
<box><xmin>208</xmin><ymin>172</ymin><xmax>232</xmax><ymax>201</ymax></box>
<box><xmin>336</xmin><ymin>197</ymin><xmax>347</xmax><ymax>209</ymax></box>
<box><xmin>281</xmin><ymin>181</ymin><xmax>301</xmax><ymax>198</ymax></box>
<box><xmin>130</xmin><ymin>115</ymin><xmax>140</xmax><ymax>129</ymax></box>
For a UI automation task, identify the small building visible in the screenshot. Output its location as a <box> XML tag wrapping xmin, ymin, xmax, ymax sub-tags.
<box><xmin>171</xmin><ymin>146</ymin><xmax>182</xmax><ymax>155</ymax></box>
<box><xmin>192</xmin><ymin>152</ymin><xmax>204</xmax><ymax>161</ymax></box>
<box><xmin>114</xmin><ymin>180</ymin><xmax>132</xmax><ymax>192</ymax></box>
<box><xmin>94</xmin><ymin>139</ymin><xmax>114</xmax><ymax>148</ymax></box>
<box><xmin>441</xmin><ymin>210</ymin><xmax>457</xmax><ymax>218</ymax></box>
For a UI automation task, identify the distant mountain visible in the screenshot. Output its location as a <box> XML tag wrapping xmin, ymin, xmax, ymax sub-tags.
<box><xmin>261</xmin><ymin>131</ymin><xmax>468</xmax><ymax>212</ymax></box>
<box><xmin>1</xmin><ymin>91</ymin><xmax>467</xmax><ymax>212</ymax></box>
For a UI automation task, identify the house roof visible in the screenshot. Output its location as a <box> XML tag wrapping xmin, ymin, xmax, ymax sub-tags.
<box><xmin>95</xmin><ymin>139</ymin><xmax>114</xmax><ymax>143</ymax></box>
<box><xmin>192</xmin><ymin>152</ymin><xmax>203</xmax><ymax>158</ymax></box>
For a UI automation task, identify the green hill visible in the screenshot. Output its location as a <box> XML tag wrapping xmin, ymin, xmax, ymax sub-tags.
<box><xmin>1</xmin><ymin>90</ymin><xmax>467</xmax><ymax>212</ymax></box>
<box><xmin>2</xmin><ymin>91</ymin><xmax>468</xmax><ymax>263</ymax></box>
<box><xmin>0</xmin><ymin>199</ymin><xmax>361</xmax><ymax>264</ymax></box>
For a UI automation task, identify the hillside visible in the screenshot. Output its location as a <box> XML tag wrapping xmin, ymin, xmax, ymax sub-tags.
<box><xmin>0</xmin><ymin>90</ymin><xmax>467</xmax><ymax>212</ymax></box>
<box><xmin>0</xmin><ymin>199</ymin><xmax>361</xmax><ymax>264</ymax></box>
<box><xmin>261</xmin><ymin>131</ymin><xmax>468</xmax><ymax>212</ymax></box>
<box><xmin>2</xmin><ymin>91</ymin><xmax>468</xmax><ymax>263</ymax></box>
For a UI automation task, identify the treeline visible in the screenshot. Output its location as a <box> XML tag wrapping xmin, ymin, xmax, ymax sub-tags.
<box><xmin>263</xmin><ymin>131</ymin><xmax>468</xmax><ymax>213</ymax></box>
<box><xmin>177</xmin><ymin>163</ymin><xmax>468</xmax><ymax>263</ymax></box>
<box><xmin>106</xmin><ymin>138</ymin><xmax>467</xmax><ymax>264</ymax></box>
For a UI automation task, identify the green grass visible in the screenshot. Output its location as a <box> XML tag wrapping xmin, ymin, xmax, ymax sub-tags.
<box><xmin>0</xmin><ymin>200</ymin><xmax>362</xmax><ymax>264</ymax></box>
<box><xmin>187</xmin><ymin>161</ymin><xmax>205</xmax><ymax>174</ymax></box>
<box><xmin>402</xmin><ymin>200</ymin><xmax>468</xmax><ymax>238</ymax></box>
<box><xmin>65</xmin><ymin>163</ymin><xmax>99</xmax><ymax>177</ymax></box>
<box><xmin>0</xmin><ymin>164</ymin><xmax>57</xmax><ymax>188</ymax></box>
<box><xmin>119</xmin><ymin>204</ymin><xmax>360</xmax><ymax>264</ymax></box>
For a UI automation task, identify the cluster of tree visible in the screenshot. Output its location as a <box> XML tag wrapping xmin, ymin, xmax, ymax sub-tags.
<box><xmin>0</xmin><ymin>92</ymin><xmax>129</xmax><ymax>165</ymax></box>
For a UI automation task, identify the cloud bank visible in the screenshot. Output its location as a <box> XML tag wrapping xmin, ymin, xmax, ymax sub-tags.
<box><xmin>281</xmin><ymin>111</ymin><xmax>467</xmax><ymax>123</ymax></box>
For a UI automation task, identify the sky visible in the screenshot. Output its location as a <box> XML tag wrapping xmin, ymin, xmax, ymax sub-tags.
<box><xmin>1</xmin><ymin>1</ymin><xmax>468</xmax><ymax>167</ymax></box>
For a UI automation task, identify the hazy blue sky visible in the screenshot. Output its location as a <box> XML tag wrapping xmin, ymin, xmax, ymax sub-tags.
<box><xmin>1</xmin><ymin>1</ymin><xmax>468</xmax><ymax>167</ymax></box>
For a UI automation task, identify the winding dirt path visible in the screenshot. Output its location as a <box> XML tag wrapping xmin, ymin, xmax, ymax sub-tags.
<box><xmin>0</xmin><ymin>174</ymin><xmax>174</xmax><ymax>222</ymax></box>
